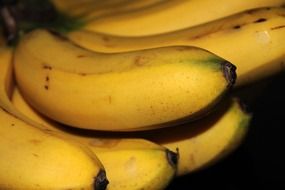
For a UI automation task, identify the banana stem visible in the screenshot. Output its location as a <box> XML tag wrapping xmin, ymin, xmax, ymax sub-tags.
<box><xmin>0</xmin><ymin>6</ymin><xmax>18</xmax><ymax>44</ymax></box>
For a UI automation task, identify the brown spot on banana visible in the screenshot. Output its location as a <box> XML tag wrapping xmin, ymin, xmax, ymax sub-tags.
<box><xmin>253</xmin><ymin>18</ymin><xmax>267</xmax><ymax>23</ymax></box>
<box><xmin>77</xmin><ymin>55</ymin><xmax>88</xmax><ymax>58</ymax></box>
<box><xmin>42</xmin><ymin>128</ymin><xmax>54</xmax><ymax>133</ymax></box>
<box><xmin>44</xmin><ymin>84</ymin><xmax>49</xmax><ymax>90</ymax></box>
<box><xmin>271</xmin><ymin>25</ymin><xmax>285</xmax><ymax>30</ymax></box>
<box><xmin>233</xmin><ymin>25</ymin><xmax>241</xmax><ymax>29</ymax></box>
<box><xmin>78</xmin><ymin>73</ymin><xmax>87</xmax><ymax>76</ymax></box>
<box><xmin>277</xmin><ymin>13</ymin><xmax>285</xmax><ymax>17</ymax></box>
<box><xmin>134</xmin><ymin>56</ymin><xmax>148</xmax><ymax>66</ymax></box>
<box><xmin>42</xmin><ymin>64</ymin><xmax>52</xmax><ymax>70</ymax></box>
<box><xmin>102</xmin><ymin>36</ymin><xmax>110</xmax><ymax>42</ymax></box>
<box><xmin>29</xmin><ymin>139</ymin><xmax>42</xmax><ymax>145</ymax></box>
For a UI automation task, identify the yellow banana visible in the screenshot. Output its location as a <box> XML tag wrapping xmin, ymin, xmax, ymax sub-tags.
<box><xmin>142</xmin><ymin>98</ymin><xmax>251</xmax><ymax>175</ymax></box>
<box><xmin>0</xmin><ymin>48</ymin><xmax>108</xmax><ymax>189</ymax></box>
<box><xmin>69</xmin><ymin>7</ymin><xmax>285</xmax><ymax>86</ymax></box>
<box><xmin>52</xmin><ymin>0</ymin><xmax>132</xmax><ymax>18</ymax></box>
<box><xmin>14</xmin><ymin>29</ymin><xmax>236</xmax><ymax>131</ymax></box>
<box><xmin>12</xmin><ymin>87</ymin><xmax>178</xmax><ymax>190</ymax></box>
<box><xmin>53</xmin><ymin>0</ymin><xmax>168</xmax><ymax>21</ymax></box>
<box><xmin>81</xmin><ymin>0</ymin><xmax>169</xmax><ymax>21</ymax></box>
<box><xmin>12</xmin><ymin>85</ymin><xmax>250</xmax><ymax>177</ymax></box>
<box><xmin>83</xmin><ymin>0</ymin><xmax>285</xmax><ymax>36</ymax></box>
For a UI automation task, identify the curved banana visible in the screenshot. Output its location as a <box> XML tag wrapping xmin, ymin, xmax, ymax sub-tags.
<box><xmin>12</xmin><ymin>87</ymin><xmax>178</xmax><ymax>190</ymax></box>
<box><xmin>69</xmin><ymin>7</ymin><xmax>285</xmax><ymax>86</ymax></box>
<box><xmin>52</xmin><ymin>0</ymin><xmax>166</xmax><ymax>20</ymax></box>
<box><xmin>83</xmin><ymin>0</ymin><xmax>285</xmax><ymax>36</ymax></box>
<box><xmin>12</xmin><ymin>83</ymin><xmax>249</xmax><ymax>178</ymax></box>
<box><xmin>141</xmin><ymin>98</ymin><xmax>251</xmax><ymax>175</ymax></box>
<box><xmin>81</xmin><ymin>0</ymin><xmax>168</xmax><ymax>21</ymax></box>
<box><xmin>0</xmin><ymin>48</ymin><xmax>108</xmax><ymax>189</ymax></box>
<box><xmin>52</xmin><ymin>0</ymin><xmax>132</xmax><ymax>18</ymax></box>
<box><xmin>12</xmin><ymin>81</ymin><xmax>248</xmax><ymax>178</ymax></box>
<box><xmin>14</xmin><ymin>29</ymin><xmax>236</xmax><ymax>131</ymax></box>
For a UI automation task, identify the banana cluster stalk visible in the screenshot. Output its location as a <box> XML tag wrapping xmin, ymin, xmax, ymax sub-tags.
<box><xmin>14</xmin><ymin>29</ymin><xmax>236</xmax><ymax>131</ymax></box>
<box><xmin>82</xmin><ymin>0</ymin><xmax>285</xmax><ymax>36</ymax></box>
<box><xmin>69</xmin><ymin>7</ymin><xmax>285</xmax><ymax>87</ymax></box>
<box><xmin>0</xmin><ymin>48</ymin><xmax>108</xmax><ymax>190</ymax></box>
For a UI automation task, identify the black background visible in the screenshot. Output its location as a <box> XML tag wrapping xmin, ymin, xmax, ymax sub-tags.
<box><xmin>166</xmin><ymin>72</ymin><xmax>285</xmax><ymax>189</ymax></box>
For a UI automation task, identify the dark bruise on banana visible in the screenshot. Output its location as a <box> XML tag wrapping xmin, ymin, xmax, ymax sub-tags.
<box><xmin>42</xmin><ymin>64</ymin><xmax>52</xmax><ymax>90</ymax></box>
<box><xmin>230</xmin><ymin>8</ymin><xmax>285</xmax><ymax>31</ymax></box>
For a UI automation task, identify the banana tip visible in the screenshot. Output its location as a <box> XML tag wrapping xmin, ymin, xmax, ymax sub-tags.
<box><xmin>166</xmin><ymin>149</ymin><xmax>179</xmax><ymax>169</ymax></box>
<box><xmin>94</xmin><ymin>169</ymin><xmax>109</xmax><ymax>190</ymax></box>
<box><xmin>222</xmin><ymin>61</ymin><xmax>237</xmax><ymax>87</ymax></box>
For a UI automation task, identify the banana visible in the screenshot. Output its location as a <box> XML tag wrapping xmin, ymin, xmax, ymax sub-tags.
<box><xmin>80</xmin><ymin>0</ymin><xmax>169</xmax><ymax>21</ymax></box>
<box><xmin>53</xmin><ymin>0</ymin><xmax>167</xmax><ymax>21</ymax></box>
<box><xmin>52</xmin><ymin>0</ymin><xmax>132</xmax><ymax>18</ymax></box>
<box><xmin>12</xmin><ymin>83</ymin><xmax>250</xmax><ymax>178</ymax></box>
<box><xmin>0</xmin><ymin>48</ymin><xmax>108</xmax><ymax>189</ymax></box>
<box><xmin>69</xmin><ymin>7</ymin><xmax>285</xmax><ymax>87</ymax></box>
<box><xmin>12</xmin><ymin>87</ymin><xmax>178</xmax><ymax>190</ymax></box>
<box><xmin>141</xmin><ymin>98</ymin><xmax>251</xmax><ymax>176</ymax></box>
<box><xmin>14</xmin><ymin>29</ymin><xmax>236</xmax><ymax>131</ymax></box>
<box><xmin>12</xmin><ymin>81</ymin><xmax>248</xmax><ymax>179</ymax></box>
<box><xmin>83</xmin><ymin>0</ymin><xmax>285</xmax><ymax>36</ymax></box>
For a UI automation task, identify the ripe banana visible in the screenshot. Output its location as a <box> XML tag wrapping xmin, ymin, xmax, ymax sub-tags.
<box><xmin>12</xmin><ymin>83</ymin><xmax>250</xmax><ymax>178</ymax></box>
<box><xmin>12</xmin><ymin>87</ymin><xmax>178</xmax><ymax>190</ymax></box>
<box><xmin>0</xmin><ymin>48</ymin><xmax>108</xmax><ymax>189</ymax></box>
<box><xmin>82</xmin><ymin>0</ymin><xmax>168</xmax><ymax>21</ymax></box>
<box><xmin>53</xmin><ymin>0</ymin><xmax>167</xmax><ymax>20</ymax></box>
<box><xmin>83</xmin><ymin>0</ymin><xmax>285</xmax><ymax>36</ymax></box>
<box><xmin>69</xmin><ymin>7</ymin><xmax>285</xmax><ymax>87</ymax></box>
<box><xmin>52</xmin><ymin>0</ymin><xmax>132</xmax><ymax>18</ymax></box>
<box><xmin>14</xmin><ymin>29</ymin><xmax>236</xmax><ymax>131</ymax></box>
<box><xmin>141</xmin><ymin>98</ymin><xmax>251</xmax><ymax>176</ymax></box>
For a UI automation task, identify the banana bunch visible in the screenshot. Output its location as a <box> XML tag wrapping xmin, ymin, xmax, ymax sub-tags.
<box><xmin>0</xmin><ymin>46</ymin><xmax>177</xmax><ymax>189</ymax></box>
<box><xmin>6</xmin><ymin>0</ymin><xmax>285</xmax><ymax>189</ymax></box>
<box><xmin>0</xmin><ymin>48</ymin><xmax>108</xmax><ymax>189</ymax></box>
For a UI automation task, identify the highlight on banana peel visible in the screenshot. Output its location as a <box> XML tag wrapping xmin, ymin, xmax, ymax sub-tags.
<box><xmin>0</xmin><ymin>0</ymin><xmax>283</xmax><ymax>189</ymax></box>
